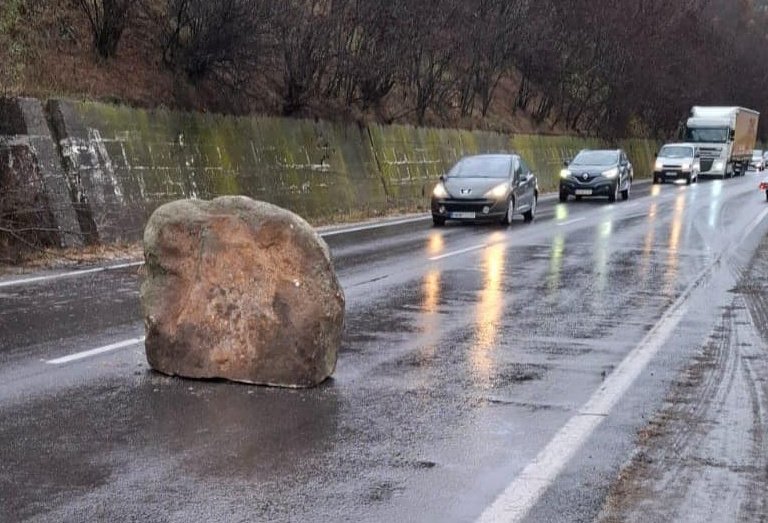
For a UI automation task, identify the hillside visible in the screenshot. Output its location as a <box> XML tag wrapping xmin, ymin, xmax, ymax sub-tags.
<box><xmin>1</xmin><ymin>0</ymin><xmax>768</xmax><ymax>139</ymax></box>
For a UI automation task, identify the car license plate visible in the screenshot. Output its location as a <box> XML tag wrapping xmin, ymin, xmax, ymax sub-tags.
<box><xmin>575</xmin><ymin>189</ymin><xmax>592</xmax><ymax>195</ymax></box>
<box><xmin>666</xmin><ymin>171</ymin><xmax>677</xmax><ymax>176</ymax></box>
<box><xmin>450</xmin><ymin>212</ymin><xmax>476</xmax><ymax>219</ymax></box>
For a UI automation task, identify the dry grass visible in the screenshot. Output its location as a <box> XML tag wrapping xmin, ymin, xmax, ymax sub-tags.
<box><xmin>0</xmin><ymin>241</ymin><xmax>143</xmax><ymax>275</ymax></box>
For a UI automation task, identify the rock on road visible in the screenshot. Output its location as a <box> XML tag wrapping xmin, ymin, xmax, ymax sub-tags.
<box><xmin>2</xmin><ymin>176</ymin><xmax>768</xmax><ymax>522</ymax></box>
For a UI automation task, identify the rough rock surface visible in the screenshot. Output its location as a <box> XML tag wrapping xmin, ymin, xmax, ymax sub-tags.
<box><xmin>141</xmin><ymin>196</ymin><xmax>345</xmax><ymax>388</ymax></box>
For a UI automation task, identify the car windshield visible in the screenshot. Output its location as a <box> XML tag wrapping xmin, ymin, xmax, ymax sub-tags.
<box><xmin>684</xmin><ymin>127</ymin><xmax>729</xmax><ymax>143</ymax></box>
<box><xmin>659</xmin><ymin>146</ymin><xmax>694</xmax><ymax>158</ymax></box>
<box><xmin>571</xmin><ymin>151</ymin><xmax>618</xmax><ymax>166</ymax></box>
<box><xmin>447</xmin><ymin>156</ymin><xmax>512</xmax><ymax>179</ymax></box>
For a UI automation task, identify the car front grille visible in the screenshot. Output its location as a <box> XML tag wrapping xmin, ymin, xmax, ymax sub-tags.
<box><xmin>572</xmin><ymin>173</ymin><xmax>598</xmax><ymax>182</ymax></box>
<box><xmin>442</xmin><ymin>199</ymin><xmax>494</xmax><ymax>212</ymax></box>
<box><xmin>700</xmin><ymin>159</ymin><xmax>714</xmax><ymax>171</ymax></box>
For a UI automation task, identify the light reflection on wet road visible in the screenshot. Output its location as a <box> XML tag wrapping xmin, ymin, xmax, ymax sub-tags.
<box><xmin>2</xmin><ymin>176</ymin><xmax>768</xmax><ymax>522</ymax></box>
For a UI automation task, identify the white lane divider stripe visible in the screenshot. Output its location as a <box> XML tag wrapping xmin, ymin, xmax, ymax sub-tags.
<box><xmin>45</xmin><ymin>337</ymin><xmax>145</xmax><ymax>365</ymax></box>
<box><xmin>557</xmin><ymin>218</ymin><xmax>586</xmax><ymax>227</ymax></box>
<box><xmin>476</xmin><ymin>205</ymin><xmax>768</xmax><ymax>523</ymax></box>
<box><xmin>429</xmin><ymin>244</ymin><xmax>490</xmax><ymax>261</ymax></box>
<box><xmin>0</xmin><ymin>262</ymin><xmax>144</xmax><ymax>289</ymax></box>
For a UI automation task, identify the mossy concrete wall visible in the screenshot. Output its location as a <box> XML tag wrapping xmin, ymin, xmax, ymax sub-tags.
<box><xmin>4</xmin><ymin>97</ymin><xmax>661</xmax><ymax>245</ymax></box>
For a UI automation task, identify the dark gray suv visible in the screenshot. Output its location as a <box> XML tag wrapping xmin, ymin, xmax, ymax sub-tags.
<box><xmin>559</xmin><ymin>149</ymin><xmax>633</xmax><ymax>203</ymax></box>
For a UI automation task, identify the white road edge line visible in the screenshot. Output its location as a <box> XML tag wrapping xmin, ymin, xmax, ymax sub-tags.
<box><xmin>0</xmin><ymin>218</ymin><xmax>432</xmax><ymax>289</ymax></box>
<box><xmin>476</xmin><ymin>206</ymin><xmax>768</xmax><ymax>523</ymax></box>
<box><xmin>319</xmin><ymin>215</ymin><xmax>430</xmax><ymax>237</ymax></box>
<box><xmin>45</xmin><ymin>337</ymin><xmax>145</xmax><ymax>365</ymax></box>
<box><xmin>0</xmin><ymin>261</ymin><xmax>144</xmax><ymax>289</ymax></box>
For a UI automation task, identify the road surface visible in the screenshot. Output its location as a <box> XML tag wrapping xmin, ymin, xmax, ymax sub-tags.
<box><xmin>2</xmin><ymin>176</ymin><xmax>768</xmax><ymax>522</ymax></box>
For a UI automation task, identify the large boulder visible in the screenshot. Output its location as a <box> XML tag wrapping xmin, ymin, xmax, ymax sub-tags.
<box><xmin>141</xmin><ymin>196</ymin><xmax>345</xmax><ymax>388</ymax></box>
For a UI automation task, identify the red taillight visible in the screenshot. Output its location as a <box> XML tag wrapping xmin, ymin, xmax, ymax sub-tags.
<box><xmin>760</xmin><ymin>182</ymin><xmax>768</xmax><ymax>190</ymax></box>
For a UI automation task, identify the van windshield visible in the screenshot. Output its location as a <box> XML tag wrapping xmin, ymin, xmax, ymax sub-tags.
<box><xmin>684</xmin><ymin>127</ymin><xmax>729</xmax><ymax>143</ymax></box>
<box><xmin>659</xmin><ymin>146</ymin><xmax>694</xmax><ymax>158</ymax></box>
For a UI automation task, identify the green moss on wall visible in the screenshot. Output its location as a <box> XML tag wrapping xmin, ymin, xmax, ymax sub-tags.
<box><xmin>62</xmin><ymin>99</ymin><xmax>660</xmax><ymax>238</ymax></box>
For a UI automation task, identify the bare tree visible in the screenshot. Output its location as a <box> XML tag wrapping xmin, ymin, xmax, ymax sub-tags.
<box><xmin>142</xmin><ymin>0</ymin><xmax>271</xmax><ymax>84</ymax></box>
<box><xmin>75</xmin><ymin>0</ymin><xmax>132</xmax><ymax>58</ymax></box>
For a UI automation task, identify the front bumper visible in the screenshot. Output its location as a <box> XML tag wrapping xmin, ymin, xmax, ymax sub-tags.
<box><xmin>431</xmin><ymin>197</ymin><xmax>508</xmax><ymax>220</ymax></box>
<box><xmin>653</xmin><ymin>168</ymin><xmax>693</xmax><ymax>181</ymax></box>
<box><xmin>698</xmin><ymin>158</ymin><xmax>726</xmax><ymax>176</ymax></box>
<box><xmin>560</xmin><ymin>177</ymin><xmax>617</xmax><ymax>197</ymax></box>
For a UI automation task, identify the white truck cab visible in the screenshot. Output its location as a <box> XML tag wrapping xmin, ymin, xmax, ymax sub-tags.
<box><xmin>684</xmin><ymin>106</ymin><xmax>759</xmax><ymax>178</ymax></box>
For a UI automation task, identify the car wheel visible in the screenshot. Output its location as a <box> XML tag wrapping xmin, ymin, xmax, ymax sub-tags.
<box><xmin>524</xmin><ymin>195</ymin><xmax>537</xmax><ymax>222</ymax></box>
<box><xmin>765</xmin><ymin>190</ymin><xmax>768</xmax><ymax>202</ymax></box>
<box><xmin>621</xmin><ymin>180</ymin><xmax>630</xmax><ymax>200</ymax></box>
<box><xmin>608</xmin><ymin>182</ymin><xmax>618</xmax><ymax>203</ymax></box>
<box><xmin>559</xmin><ymin>191</ymin><xmax>568</xmax><ymax>203</ymax></box>
<box><xmin>685</xmin><ymin>173</ymin><xmax>692</xmax><ymax>185</ymax></box>
<box><xmin>432</xmin><ymin>215</ymin><xmax>446</xmax><ymax>227</ymax></box>
<box><xmin>500</xmin><ymin>197</ymin><xmax>514</xmax><ymax>226</ymax></box>
<box><xmin>653</xmin><ymin>175</ymin><xmax>660</xmax><ymax>185</ymax></box>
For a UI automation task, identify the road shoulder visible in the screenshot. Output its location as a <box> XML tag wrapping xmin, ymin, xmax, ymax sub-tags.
<box><xmin>597</xmin><ymin>232</ymin><xmax>768</xmax><ymax>522</ymax></box>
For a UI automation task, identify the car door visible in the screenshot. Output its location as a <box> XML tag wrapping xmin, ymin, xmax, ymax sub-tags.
<box><xmin>620</xmin><ymin>151</ymin><xmax>631</xmax><ymax>188</ymax></box>
<box><xmin>516</xmin><ymin>157</ymin><xmax>534</xmax><ymax>210</ymax></box>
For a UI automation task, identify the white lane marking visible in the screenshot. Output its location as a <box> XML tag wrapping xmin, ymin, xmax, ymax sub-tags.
<box><xmin>0</xmin><ymin>262</ymin><xmax>143</xmax><ymax>289</ymax></box>
<box><xmin>476</xmin><ymin>274</ymin><xmax>698</xmax><ymax>522</ymax></box>
<box><xmin>557</xmin><ymin>218</ymin><xmax>586</xmax><ymax>227</ymax></box>
<box><xmin>476</xmin><ymin>205</ymin><xmax>768</xmax><ymax>523</ymax></box>
<box><xmin>429</xmin><ymin>243</ymin><xmax>491</xmax><ymax>261</ymax></box>
<box><xmin>477</xmin><ymin>209</ymin><xmax>768</xmax><ymax>523</ymax></box>
<box><xmin>739</xmin><ymin>208</ymin><xmax>768</xmax><ymax>244</ymax></box>
<box><xmin>319</xmin><ymin>215</ymin><xmax>430</xmax><ymax>237</ymax></box>
<box><xmin>45</xmin><ymin>337</ymin><xmax>145</xmax><ymax>365</ymax></box>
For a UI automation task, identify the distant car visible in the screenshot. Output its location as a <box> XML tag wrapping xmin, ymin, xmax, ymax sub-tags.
<box><xmin>652</xmin><ymin>144</ymin><xmax>700</xmax><ymax>185</ymax></box>
<box><xmin>431</xmin><ymin>154</ymin><xmax>538</xmax><ymax>226</ymax></box>
<box><xmin>559</xmin><ymin>149</ymin><xmax>633</xmax><ymax>202</ymax></box>
<box><xmin>749</xmin><ymin>149</ymin><xmax>765</xmax><ymax>171</ymax></box>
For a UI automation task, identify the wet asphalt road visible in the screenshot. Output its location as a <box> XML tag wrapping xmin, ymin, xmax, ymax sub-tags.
<box><xmin>2</xmin><ymin>176</ymin><xmax>768</xmax><ymax>522</ymax></box>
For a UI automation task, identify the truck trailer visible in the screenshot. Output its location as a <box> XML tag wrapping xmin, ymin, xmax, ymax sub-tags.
<box><xmin>683</xmin><ymin>106</ymin><xmax>759</xmax><ymax>178</ymax></box>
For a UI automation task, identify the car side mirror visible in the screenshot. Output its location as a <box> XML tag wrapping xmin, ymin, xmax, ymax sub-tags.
<box><xmin>439</xmin><ymin>174</ymin><xmax>446</xmax><ymax>182</ymax></box>
<box><xmin>730</xmin><ymin>129</ymin><xmax>735</xmax><ymax>140</ymax></box>
<box><xmin>563</xmin><ymin>160</ymin><xmax>569</xmax><ymax>167</ymax></box>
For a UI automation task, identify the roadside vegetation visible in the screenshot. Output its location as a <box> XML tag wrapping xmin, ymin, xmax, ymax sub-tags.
<box><xmin>1</xmin><ymin>0</ymin><xmax>768</xmax><ymax>139</ymax></box>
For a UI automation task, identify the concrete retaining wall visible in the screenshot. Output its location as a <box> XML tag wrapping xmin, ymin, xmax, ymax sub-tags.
<box><xmin>0</xmin><ymin>97</ymin><xmax>661</xmax><ymax>248</ymax></box>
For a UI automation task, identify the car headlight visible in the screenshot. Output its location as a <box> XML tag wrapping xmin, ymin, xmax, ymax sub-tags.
<box><xmin>681</xmin><ymin>162</ymin><xmax>691</xmax><ymax>171</ymax></box>
<box><xmin>485</xmin><ymin>183</ymin><xmax>510</xmax><ymax>199</ymax></box>
<box><xmin>560</xmin><ymin>169</ymin><xmax>571</xmax><ymax>179</ymax></box>
<box><xmin>602</xmin><ymin>167</ymin><xmax>619</xmax><ymax>178</ymax></box>
<box><xmin>654</xmin><ymin>159</ymin><xmax>664</xmax><ymax>170</ymax></box>
<box><xmin>432</xmin><ymin>183</ymin><xmax>448</xmax><ymax>198</ymax></box>
<box><xmin>713</xmin><ymin>160</ymin><xmax>724</xmax><ymax>171</ymax></box>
